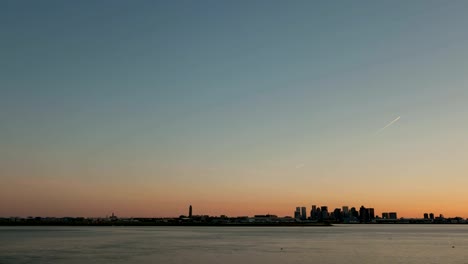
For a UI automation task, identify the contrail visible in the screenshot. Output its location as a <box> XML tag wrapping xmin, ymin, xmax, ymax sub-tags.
<box><xmin>377</xmin><ymin>116</ymin><xmax>400</xmax><ymax>133</ymax></box>
<box><xmin>295</xmin><ymin>163</ymin><xmax>305</xmax><ymax>169</ymax></box>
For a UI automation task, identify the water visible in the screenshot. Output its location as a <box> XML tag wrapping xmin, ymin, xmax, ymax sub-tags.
<box><xmin>1</xmin><ymin>225</ymin><xmax>468</xmax><ymax>264</ymax></box>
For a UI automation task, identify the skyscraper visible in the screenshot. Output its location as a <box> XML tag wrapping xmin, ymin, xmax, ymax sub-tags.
<box><xmin>321</xmin><ymin>206</ymin><xmax>328</xmax><ymax>220</ymax></box>
<box><xmin>350</xmin><ymin>207</ymin><xmax>358</xmax><ymax>219</ymax></box>
<box><xmin>333</xmin><ymin>208</ymin><xmax>342</xmax><ymax>222</ymax></box>
<box><xmin>342</xmin><ymin>206</ymin><xmax>349</xmax><ymax>217</ymax></box>
<box><xmin>294</xmin><ymin>207</ymin><xmax>301</xmax><ymax>220</ymax></box>
<box><xmin>189</xmin><ymin>205</ymin><xmax>192</xmax><ymax>218</ymax></box>
<box><xmin>301</xmin><ymin>207</ymin><xmax>307</xmax><ymax>220</ymax></box>
<box><xmin>359</xmin><ymin>206</ymin><xmax>369</xmax><ymax>223</ymax></box>
<box><xmin>368</xmin><ymin>208</ymin><xmax>375</xmax><ymax>220</ymax></box>
<box><xmin>311</xmin><ymin>205</ymin><xmax>317</xmax><ymax>220</ymax></box>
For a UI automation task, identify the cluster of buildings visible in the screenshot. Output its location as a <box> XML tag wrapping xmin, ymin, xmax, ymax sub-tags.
<box><xmin>293</xmin><ymin>205</ymin><xmax>388</xmax><ymax>223</ymax></box>
<box><xmin>1</xmin><ymin>205</ymin><xmax>467</xmax><ymax>225</ymax></box>
<box><xmin>292</xmin><ymin>205</ymin><xmax>468</xmax><ymax>224</ymax></box>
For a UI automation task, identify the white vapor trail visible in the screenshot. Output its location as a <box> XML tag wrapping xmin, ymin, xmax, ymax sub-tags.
<box><xmin>377</xmin><ymin>116</ymin><xmax>401</xmax><ymax>133</ymax></box>
<box><xmin>295</xmin><ymin>163</ymin><xmax>305</xmax><ymax>169</ymax></box>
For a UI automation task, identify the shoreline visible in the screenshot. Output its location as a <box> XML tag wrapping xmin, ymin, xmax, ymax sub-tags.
<box><xmin>0</xmin><ymin>222</ymin><xmax>333</xmax><ymax>227</ymax></box>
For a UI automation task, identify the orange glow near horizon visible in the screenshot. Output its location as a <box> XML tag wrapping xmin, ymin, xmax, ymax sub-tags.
<box><xmin>2</xmin><ymin>127</ymin><xmax>468</xmax><ymax>219</ymax></box>
<box><xmin>2</xmin><ymin>174</ymin><xmax>468</xmax><ymax>218</ymax></box>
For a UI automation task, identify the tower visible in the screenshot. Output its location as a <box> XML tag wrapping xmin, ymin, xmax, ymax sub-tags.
<box><xmin>321</xmin><ymin>206</ymin><xmax>328</xmax><ymax>220</ymax></box>
<box><xmin>342</xmin><ymin>206</ymin><xmax>349</xmax><ymax>217</ymax></box>
<box><xmin>310</xmin><ymin>205</ymin><xmax>317</xmax><ymax>220</ymax></box>
<box><xmin>189</xmin><ymin>205</ymin><xmax>192</xmax><ymax>218</ymax></box>
<box><xmin>294</xmin><ymin>207</ymin><xmax>301</xmax><ymax>219</ymax></box>
<box><xmin>359</xmin><ymin>206</ymin><xmax>368</xmax><ymax>222</ymax></box>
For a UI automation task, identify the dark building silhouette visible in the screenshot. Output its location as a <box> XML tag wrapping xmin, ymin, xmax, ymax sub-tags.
<box><xmin>333</xmin><ymin>208</ymin><xmax>342</xmax><ymax>222</ymax></box>
<box><xmin>360</xmin><ymin>206</ymin><xmax>370</xmax><ymax>223</ymax></box>
<box><xmin>294</xmin><ymin>207</ymin><xmax>301</xmax><ymax>220</ymax></box>
<box><xmin>350</xmin><ymin>207</ymin><xmax>359</xmax><ymax>218</ymax></box>
<box><xmin>310</xmin><ymin>205</ymin><xmax>317</xmax><ymax>220</ymax></box>
<box><xmin>424</xmin><ymin>213</ymin><xmax>429</xmax><ymax>219</ymax></box>
<box><xmin>382</xmin><ymin>212</ymin><xmax>397</xmax><ymax>219</ymax></box>
<box><xmin>189</xmin><ymin>205</ymin><xmax>192</xmax><ymax>218</ymax></box>
<box><xmin>358</xmin><ymin>206</ymin><xmax>375</xmax><ymax>222</ymax></box>
<box><xmin>429</xmin><ymin>213</ymin><xmax>434</xmax><ymax>220</ymax></box>
<box><xmin>368</xmin><ymin>208</ymin><xmax>375</xmax><ymax>220</ymax></box>
<box><xmin>321</xmin><ymin>206</ymin><xmax>329</xmax><ymax>220</ymax></box>
<box><xmin>301</xmin><ymin>207</ymin><xmax>307</xmax><ymax>220</ymax></box>
<box><xmin>342</xmin><ymin>206</ymin><xmax>349</xmax><ymax>218</ymax></box>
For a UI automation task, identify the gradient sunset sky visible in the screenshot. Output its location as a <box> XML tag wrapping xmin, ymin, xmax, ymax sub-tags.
<box><xmin>1</xmin><ymin>1</ymin><xmax>468</xmax><ymax>218</ymax></box>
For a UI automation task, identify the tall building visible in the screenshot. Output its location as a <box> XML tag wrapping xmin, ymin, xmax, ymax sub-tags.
<box><xmin>424</xmin><ymin>213</ymin><xmax>429</xmax><ymax>219</ymax></box>
<box><xmin>321</xmin><ymin>206</ymin><xmax>328</xmax><ymax>220</ymax></box>
<box><xmin>382</xmin><ymin>212</ymin><xmax>389</xmax><ymax>219</ymax></box>
<box><xmin>189</xmin><ymin>205</ymin><xmax>192</xmax><ymax>218</ymax></box>
<box><xmin>368</xmin><ymin>208</ymin><xmax>375</xmax><ymax>220</ymax></box>
<box><xmin>389</xmin><ymin>212</ymin><xmax>397</xmax><ymax>219</ymax></box>
<box><xmin>333</xmin><ymin>208</ymin><xmax>342</xmax><ymax>222</ymax></box>
<box><xmin>342</xmin><ymin>206</ymin><xmax>349</xmax><ymax>217</ymax></box>
<box><xmin>310</xmin><ymin>205</ymin><xmax>317</xmax><ymax>220</ymax></box>
<box><xmin>301</xmin><ymin>207</ymin><xmax>307</xmax><ymax>220</ymax></box>
<box><xmin>294</xmin><ymin>207</ymin><xmax>301</xmax><ymax>220</ymax></box>
<box><xmin>359</xmin><ymin>206</ymin><xmax>369</xmax><ymax>223</ymax></box>
<box><xmin>429</xmin><ymin>213</ymin><xmax>434</xmax><ymax>220</ymax></box>
<box><xmin>350</xmin><ymin>207</ymin><xmax>359</xmax><ymax>218</ymax></box>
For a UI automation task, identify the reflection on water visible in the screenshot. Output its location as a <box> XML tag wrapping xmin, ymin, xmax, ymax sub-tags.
<box><xmin>1</xmin><ymin>225</ymin><xmax>467</xmax><ymax>264</ymax></box>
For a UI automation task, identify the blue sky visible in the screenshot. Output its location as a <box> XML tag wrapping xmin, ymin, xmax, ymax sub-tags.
<box><xmin>1</xmin><ymin>1</ymin><xmax>468</xmax><ymax>217</ymax></box>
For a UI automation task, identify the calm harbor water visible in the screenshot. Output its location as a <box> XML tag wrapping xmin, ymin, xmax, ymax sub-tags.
<box><xmin>1</xmin><ymin>225</ymin><xmax>468</xmax><ymax>264</ymax></box>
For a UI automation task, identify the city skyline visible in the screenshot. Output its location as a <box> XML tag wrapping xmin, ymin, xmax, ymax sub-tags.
<box><xmin>0</xmin><ymin>202</ymin><xmax>460</xmax><ymax>220</ymax></box>
<box><xmin>2</xmin><ymin>1</ymin><xmax>468</xmax><ymax>218</ymax></box>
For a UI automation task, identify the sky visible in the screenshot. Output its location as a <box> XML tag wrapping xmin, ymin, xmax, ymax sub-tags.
<box><xmin>1</xmin><ymin>0</ymin><xmax>468</xmax><ymax>218</ymax></box>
